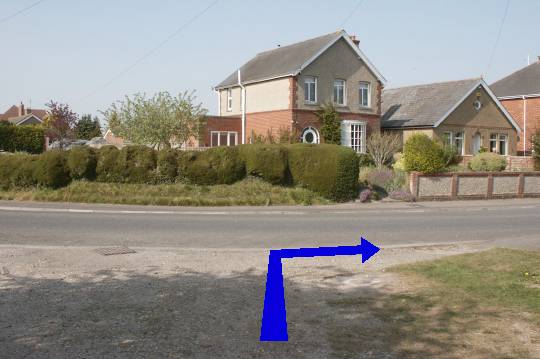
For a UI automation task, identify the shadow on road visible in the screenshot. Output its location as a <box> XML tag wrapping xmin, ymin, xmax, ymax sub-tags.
<box><xmin>0</xmin><ymin>268</ymin><xmax>514</xmax><ymax>358</ymax></box>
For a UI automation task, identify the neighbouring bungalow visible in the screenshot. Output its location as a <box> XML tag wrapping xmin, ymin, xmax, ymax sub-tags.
<box><xmin>381</xmin><ymin>78</ymin><xmax>520</xmax><ymax>156</ymax></box>
<box><xmin>491</xmin><ymin>57</ymin><xmax>540</xmax><ymax>155</ymax></box>
<box><xmin>208</xmin><ymin>30</ymin><xmax>386</xmax><ymax>152</ymax></box>
<box><xmin>0</xmin><ymin>102</ymin><xmax>46</xmax><ymax>125</ymax></box>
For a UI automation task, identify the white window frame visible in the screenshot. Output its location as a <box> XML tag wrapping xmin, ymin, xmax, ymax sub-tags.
<box><xmin>301</xmin><ymin>127</ymin><xmax>320</xmax><ymax>144</ymax></box>
<box><xmin>443</xmin><ymin>131</ymin><xmax>464</xmax><ymax>155</ymax></box>
<box><xmin>226</xmin><ymin>89</ymin><xmax>233</xmax><ymax>112</ymax></box>
<box><xmin>304</xmin><ymin>76</ymin><xmax>317</xmax><ymax>104</ymax></box>
<box><xmin>359</xmin><ymin>82</ymin><xmax>371</xmax><ymax>108</ymax></box>
<box><xmin>341</xmin><ymin>120</ymin><xmax>367</xmax><ymax>153</ymax></box>
<box><xmin>333</xmin><ymin>79</ymin><xmax>346</xmax><ymax>106</ymax></box>
<box><xmin>211</xmin><ymin>131</ymin><xmax>238</xmax><ymax>147</ymax></box>
<box><xmin>489</xmin><ymin>134</ymin><xmax>498</xmax><ymax>153</ymax></box>
<box><xmin>489</xmin><ymin>133</ymin><xmax>508</xmax><ymax>155</ymax></box>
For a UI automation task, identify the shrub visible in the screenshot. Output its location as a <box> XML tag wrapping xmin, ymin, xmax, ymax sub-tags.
<box><xmin>0</xmin><ymin>153</ymin><xmax>39</xmax><ymax>189</ymax></box>
<box><xmin>287</xmin><ymin>144</ymin><xmax>359</xmax><ymax>201</ymax></box>
<box><xmin>33</xmin><ymin>150</ymin><xmax>70</xmax><ymax>188</ymax></box>
<box><xmin>358</xmin><ymin>153</ymin><xmax>375</xmax><ymax>168</ymax></box>
<box><xmin>392</xmin><ymin>153</ymin><xmax>406</xmax><ymax>172</ymax></box>
<box><xmin>441</xmin><ymin>145</ymin><xmax>460</xmax><ymax>166</ymax></box>
<box><xmin>361</xmin><ymin>167</ymin><xmax>408</xmax><ymax>194</ymax></box>
<box><xmin>0</xmin><ymin>123</ymin><xmax>45</xmax><ymax>154</ymax></box>
<box><xmin>366</xmin><ymin>132</ymin><xmax>402</xmax><ymax>168</ymax></box>
<box><xmin>468</xmin><ymin>152</ymin><xmax>507</xmax><ymax>172</ymax></box>
<box><xmin>96</xmin><ymin>146</ymin><xmax>121</xmax><ymax>182</ymax></box>
<box><xmin>156</xmin><ymin>149</ymin><xmax>180</xmax><ymax>183</ymax></box>
<box><xmin>67</xmin><ymin>146</ymin><xmax>97</xmax><ymax>180</ymax></box>
<box><xmin>316</xmin><ymin>104</ymin><xmax>341</xmax><ymax>144</ymax></box>
<box><xmin>533</xmin><ymin>131</ymin><xmax>540</xmax><ymax>171</ymax></box>
<box><xmin>115</xmin><ymin>146</ymin><xmax>157</xmax><ymax>183</ymax></box>
<box><xmin>403</xmin><ymin>134</ymin><xmax>446</xmax><ymax>174</ymax></box>
<box><xmin>358</xmin><ymin>189</ymin><xmax>371</xmax><ymax>203</ymax></box>
<box><xmin>365</xmin><ymin>168</ymin><xmax>394</xmax><ymax>189</ymax></box>
<box><xmin>179</xmin><ymin>147</ymin><xmax>245</xmax><ymax>185</ymax></box>
<box><xmin>238</xmin><ymin>144</ymin><xmax>289</xmax><ymax>184</ymax></box>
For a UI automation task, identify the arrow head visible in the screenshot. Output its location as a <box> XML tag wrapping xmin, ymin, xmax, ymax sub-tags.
<box><xmin>360</xmin><ymin>237</ymin><xmax>380</xmax><ymax>263</ymax></box>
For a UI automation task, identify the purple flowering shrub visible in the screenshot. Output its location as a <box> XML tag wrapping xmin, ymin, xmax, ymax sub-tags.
<box><xmin>358</xmin><ymin>188</ymin><xmax>372</xmax><ymax>203</ymax></box>
<box><xmin>388</xmin><ymin>190</ymin><xmax>415</xmax><ymax>202</ymax></box>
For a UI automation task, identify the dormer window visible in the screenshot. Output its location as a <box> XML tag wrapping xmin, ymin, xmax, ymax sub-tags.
<box><xmin>359</xmin><ymin>82</ymin><xmax>371</xmax><ymax>108</ymax></box>
<box><xmin>334</xmin><ymin>79</ymin><xmax>346</xmax><ymax>105</ymax></box>
<box><xmin>304</xmin><ymin>76</ymin><xmax>317</xmax><ymax>103</ymax></box>
<box><xmin>226</xmin><ymin>89</ymin><xmax>233</xmax><ymax>111</ymax></box>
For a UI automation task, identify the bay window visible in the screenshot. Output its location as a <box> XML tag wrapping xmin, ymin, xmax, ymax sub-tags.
<box><xmin>341</xmin><ymin>120</ymin><xmax>366</xmax><ymax>153</ymax></box>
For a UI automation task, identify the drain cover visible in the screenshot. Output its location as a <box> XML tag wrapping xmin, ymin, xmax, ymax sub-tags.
<box><xmin>95</xmin><ymin>246</ymin><xmax>136</xmax><ymax>256</ymax></box>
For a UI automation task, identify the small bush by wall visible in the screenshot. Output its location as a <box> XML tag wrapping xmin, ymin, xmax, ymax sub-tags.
<box><xmin>67</xmin><ymin>146</ymin><xmax>97</xmax><ymax>180</ymax></box>
<box><xmin>468</xmin><ymin>152</ymin><xmax>507</xmax><ymax>172</ymax></box>
<box><xmin>287</xmin><ymin>144</ymin><xmax>359</xmax><ymax>202</ymax></box>
<box><xmin>238</xmin><ymin>144</ymin><xmax>289</xmax><ymax>185</ymax></box>
<box><xmin>116</xmin><ymin>146</ymin><xmax>157</xmax><ymax>184</ymax></box>
<box><xmin>179</xmin><ymin>147</ymin><xmax>245</xmax><ymax>185</ymax></box>
<box><xmin>403</xmin><ymin>134</ymin><xmax>446</xmax><ymax>174</ymax></box>
<box><xmin>0</xmin><ymin>123</ymin><xmax>45</xmax><ymax>154</ymax></box>
<box><xmin>96</xmin><ymin>146</ymin><xmax>121</xmax><ymax>182</ymax></box>
<box><xmin>33</xmin><ymin>150</ymin><xmax>70</xmax><ymax>188</ymax></box>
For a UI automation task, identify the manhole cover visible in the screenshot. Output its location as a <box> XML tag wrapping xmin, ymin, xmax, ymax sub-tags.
<box><xmin>95</xmin><ymin>246</ymin><xmax>136</xmax><ymax>256</ymax></box>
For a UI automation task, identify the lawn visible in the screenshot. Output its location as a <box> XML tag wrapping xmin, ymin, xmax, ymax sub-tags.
<box><xmin>327</xmin><ymin>248</ymin><xmax>540</xmax><ymax>358</ymax></box>
<box><xmin>0</xmin><ymin>177</ymin><xmax>331</xmax><ymax>206</ymax></box>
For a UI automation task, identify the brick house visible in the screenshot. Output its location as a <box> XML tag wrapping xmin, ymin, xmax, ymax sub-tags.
<box><xmin>206</xmin><ymin>30</ymin><xmax>386</xmax><ymax>153</ymax></box>
<box><xmin>491</xmin><ymin>57</ymin><xmax>540</xmax><ymax>155</ymax></box>
<box><xmin>0</xmin><ymin>103</ymin><xmax>46</xmax><ymax>125</ymax></box>
<box><xmin>381</xmin><ymin>78</ymin><xmax>520</xmax><ymax>156</ymax></box>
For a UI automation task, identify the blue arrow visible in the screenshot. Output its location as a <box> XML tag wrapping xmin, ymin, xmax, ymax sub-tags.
<box><xmin>260</xmin><ymin>237</ymin><xmax>380</xmax><ymax>342</ymax></box>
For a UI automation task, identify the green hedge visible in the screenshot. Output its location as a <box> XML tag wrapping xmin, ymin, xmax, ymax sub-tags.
<box><xmin>33</xmin><ymin>150</ymin><xmax>71</xmax><ymax>188</ymax></box>
<box><xmin>115</xmin><ymin>146</ymin><xmax>157</xmax><ymax>183</ymax></box>
<box><xmin>156</xmin><ymin>149</ymin><xmax>180</xmax><ymax>183</ymax></box>
<box><xmin>287</xmin><ymin>144</ymin><xmax>359</xmax><ymax>202</ymax></box>
<box><xmin>0</xmin><ymin>123</ymin><xmax>44</xmax><ymax>154</ymax></box>
<box><xmin>468</xmin><ymin>152</ymin><xmax>507</xmax><ymax>171</ymax></box>
<box><xmin>96</xmin><ymin>146</ymin><xmax>121</xmax><ymax>182</ymax></box>
<box><xmin>238</xmin><ymin>144</ymin><xmax>289</xmax><ymax>184</ymax></box>
<box><xmin>179</xmin><ymin>147</ymin><xmax>245</xmax><ymax>185</ymax></box>
<box><xmin>0</xmin><ymin>153</ymin><xmax>38</xmax><ymax>189</ymax></box>
<box><xmin>67</xmin><ymin>146</ymin><xmax>97</xmax><ymax>180</ymax></box>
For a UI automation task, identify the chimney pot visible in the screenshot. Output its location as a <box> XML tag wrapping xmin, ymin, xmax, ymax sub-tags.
<box><xmin>18</xmin><ymin>102</ymin><xmax>25</xmax><ymax>116</ymax></box>
<box><xmin>350</xmin><ymin>35</ymin><xmax>360</xmax><ymax>47</ymax></box>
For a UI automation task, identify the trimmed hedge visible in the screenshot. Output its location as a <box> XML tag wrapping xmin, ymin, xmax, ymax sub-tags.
<box><xmin>96</xmin><ymin>146</ymin><xmax>121</xmax><ymax>182</ymax></box>
<box><xmin>67</xmin><ymin>146</ymin><xmax>97</xmax><ymax>180</ymax></box>
<box><xmin>0</xmin><ymin>123</ymin><xmax>45</xmax><ymax>154</ymax></box>
<box><xmin>403</xmin><ymin>134</ymin><xmax>446</xmax><ymax>174</ymax></box>
<box><xmin>33</xmin><ymin>150</ymin><xmax>71</xmax><ymax>188</ymax></box>
<box><xmin>238</xmin><ymin>144</ymin><xmax>289</xmax><ymax>184</ymax></box>
<box><xmin>115</xmin><ymin>146</ymin><xmax>157</xmax><ymax>183</ymax></box>
<box><xmin>468</xmin><ymin>152</ymin><xmax>507</xmax><ymax>172</ymax></box>
<box><xmin>179</xmin><ymin>147</ymin><xmax>245</xmax><ymax>185</ymax></box>
<box><xmin>287</xmin><ymin>144</ymin><xmax>359</xmax><ymax>202</ymax></box>
<box><xmin>157</xmin><ymin>149</ymin><xmax>180</xmax><ymax>183</ymax></box>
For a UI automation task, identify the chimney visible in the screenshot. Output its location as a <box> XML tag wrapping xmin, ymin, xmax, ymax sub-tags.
<box><xmin>350</xmin><ymin>35</ymin><xmax>360</xmax><ymax>47</ymax></box>
<box><xmin>18</xmin><ymin>102</ymin><xmax>25</xmax><ymax>116</ymax></box>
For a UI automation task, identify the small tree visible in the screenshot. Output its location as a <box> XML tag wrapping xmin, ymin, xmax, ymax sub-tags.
<box><xmin>103</xmin><ymin>91</ymin><xmax>207</xmax><ymax>149</ymax></box>
<box><xmin>366</xmin><ymin>132</ymin><xmax>402</xmax><ymax>167</ymax></box>
<box><xmin>403</xmin><ymin>133</ymin><xmax>446</xmax><ymax>174</ymax></box>
<box><xmin>75</xmin><ymin>115</ymin><xmax>102</xmax><ymax>140</ymax></box>
<box><xmin>316</xmin><ymin>104</ymin><xmax>341</xmax><ymax>144</ymax></box>
<box><xmin>44</xmin><ymin>101</ymin><xmax>78</xmax><ymax>149</ymax></box>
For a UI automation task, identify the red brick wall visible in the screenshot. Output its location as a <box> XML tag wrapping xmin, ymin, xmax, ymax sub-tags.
<box><xmin>203</xmin><ymin>116</ymin><xmax>241</xmax><ymax>147</ymax></box>
<box><xmin>500</xmin><ymin>97</ymin><xmax>540</xmax><ymax>154</ymax></box>
<box><xmin>246</xmin><ymin>110</ymin><xmax>293</xmax><ymax>143</ymax></box>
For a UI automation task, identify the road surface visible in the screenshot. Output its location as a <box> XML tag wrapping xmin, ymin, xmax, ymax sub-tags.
<box><xmin>0</xmin><ymin>199</ymin><xmax>538</xmax><ymax>249</ymax></box>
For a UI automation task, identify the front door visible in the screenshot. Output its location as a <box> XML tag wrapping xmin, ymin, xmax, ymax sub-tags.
<box><xmin>473</xmin><ymin>133</ymin><xmax>481</xmax><ymax>154</ymax></box>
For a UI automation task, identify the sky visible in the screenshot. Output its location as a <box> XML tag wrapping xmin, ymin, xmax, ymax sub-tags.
<box><xmin>1</xmin><ymin>0</ymin><xmax>539</xmax><ymax>120</ymax></box>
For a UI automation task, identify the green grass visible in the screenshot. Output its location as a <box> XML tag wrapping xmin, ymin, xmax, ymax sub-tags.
<box><xmin>0</xmin><ymin>177</ymin><xmax>331</xmax><ymax>206</ymax></box>
<box><xmin>391</xmin><ymin>248</ymin><xmax>540</xmax><ymax>314</ymax></box>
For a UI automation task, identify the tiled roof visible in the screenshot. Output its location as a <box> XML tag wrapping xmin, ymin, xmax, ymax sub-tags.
<box><xmin>381</xmin><ymin>78</ymin><xmax>481</xmax><ymax>128</ymax></box>
<box><xmin>491</xmin><ymin>61</ymin><xmax>540</xmax><ymax>98</ymax></box>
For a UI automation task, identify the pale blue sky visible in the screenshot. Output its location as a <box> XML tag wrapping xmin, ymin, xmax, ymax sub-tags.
<box><xmin>1</xmin><ymin>0</ymin><xmax>539</xmax><ymax>118</ymax></box>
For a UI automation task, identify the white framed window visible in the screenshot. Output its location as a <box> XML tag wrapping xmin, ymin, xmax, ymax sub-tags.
<box><xmin>359</xmin><ymin>82</ymin><xmax>371</xmax><ymax>108</ymax></box>
<box><xmin>226</xmin><ymin>89</ymin><xmax>233</xmax><ymax>112</ymax></box>
<box><xmin>489</xmin><ymin>133</ymin><xmax>508</xmax><ymax>155</ymax></box>
<box><xmin>304</xmin><ymin>76</ymin><xmax>317</xmax><ymax>103</ymax></box>
<box><xmin>442</xmin><ymin>131</ymin><xmax>464</xmax><ymax>155</ymax></box>
<box><xmin>333</xmin><ymin>79</ymin><xmax>346</xmax><ymax>105</ymax></box>
<box><xmin>341</xmin><ymin>120</ymin><xmax>367</xmax><ymax>153</ymax></box>
<box><xmin>301</xmin><ymin>127</ymin><xmax>320</xmax><ymax>144</ymax></box>
<box><xmin>211</xmin><ymin>131</ymin><xmax>237</xmax><ymax>147</ymax></box>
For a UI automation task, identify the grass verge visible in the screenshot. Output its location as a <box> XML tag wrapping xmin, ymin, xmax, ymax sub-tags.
<box><xmin>0</xmin><ymin>177</ymin><xmax>331</xmax><ymax>206</ymax></box>
<box><xmin>327</xmin><ymin>248</ymin><xmax>540</xmax><ymax>358</ymax></box>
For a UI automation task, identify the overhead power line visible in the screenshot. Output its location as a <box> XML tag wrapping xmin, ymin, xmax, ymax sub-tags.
<box><xmin>339</xmin><ymin>0</ymin><xmax>366</xmax><ymax>28</ymax></box>
<box><xmin>0</xmin><ymin>0</ymin><xmax>47</xmax><ymax>25</ymax></box>
<box><xmin>484</xmin><ymin>0</ymin><xmax>511</xmax><ymax>77</ymax></box>
<box><xmin>80</xmin><ymin>0</ymin><xmax>220</xmax><ymax>101</ymax></box>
